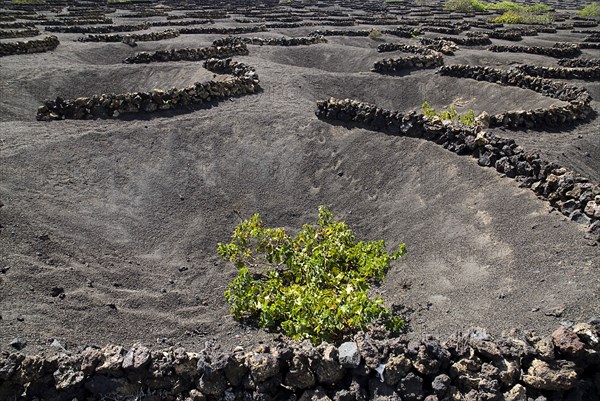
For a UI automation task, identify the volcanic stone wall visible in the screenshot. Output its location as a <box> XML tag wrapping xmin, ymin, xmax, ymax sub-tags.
<box><xmin>315</xmin><ymin>97</ymin><xmax>600</xmax><ymax>235</ymax></box>
<box><xmin>558</xmin><ymin>58</ymin><xmax>600</xmax><ymax>68</ymax></box>
<box><xmin>514</xmin><ymin>64</ymin><xmax>600</xmax><ymax>80</ymax></box>
<box><xmin>79</xmin><ymin>29</ymin><xmax>180</xmax><ymax>43</ymax></box>
<box><xmin>438</xmin><ymin>65</ymin><xmax>593</xmax><ymax>128</ymax></box>
<box><xmin>212</xmin><ymin>35</ymin><xmax>327</xmax><ymax>47</ymax></box>
<box><xmin>179</xmin><ymin>26</ymin><xmax>267</xmax><ymax>35</ymax></box>
<box><xmin>0</xmin><ymin>35</ymin><xmax>59</xmax><ymax>57</ymax></box>
<box><xmin>45</xmin><ymin>23</ymin><xmax>149</xmax><ymax>34</ymax></box>
<box><xmin>488</xmin><ymin>43</ymin><xmax>581</xmax><ymax>59</ymax></box>
<box><xmin>372</xmin><ymin>54</ymin><xmax>444</xmax><ymax>74</ymax></box>
<box><xmin>1</xmin><ymin>323</ymin><xmax>599</xmax><ymax>400</ymax></box>
<box><xmin>437</xmin><ymin>33</ymin><xmax>491</xmax><ymax>46</ymax></box>
<box><xmin>0</xmin><ymin>28</ymin><xmax>39</xmax><ymax>39</ymax></box>
<box><xmin>36</xmin><ymin>59</ymin><xmax>259</xmax><ymax>121</ymax></box>
<box><xmin>123</xmin><ymin>43</ymin><xmax>249</xmax><ymax>64</ymax></box>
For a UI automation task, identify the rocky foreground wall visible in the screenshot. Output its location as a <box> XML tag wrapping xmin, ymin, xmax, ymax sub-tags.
<box><xmin>36</xmin><ymin>58</ymin><xmax>260</xmax><ymax>121</ymax></box>
<box><xmin>558</xmin><ymin>58</ymin><xmax>600</xmax><ymax>68</ymax></box>
<box><xmin>315</xmin><ymin>97</ymin><xmax>600</xmax><ymax>238</ymax></box>
<box><xmin>1</xmin><ymin>322</ymin><xmax>599</xmax><ymax>400</ymax></box>
<box><xmin>0</xmin><ymin>35</ymin><xmax>59</xmax><ymax>57</ymax></box>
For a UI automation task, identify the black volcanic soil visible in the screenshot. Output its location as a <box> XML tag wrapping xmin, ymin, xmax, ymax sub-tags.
<box><xmin>0</xmin><ymin>5</ymin><xmax>599</xmax><ymax>354</ymax></box>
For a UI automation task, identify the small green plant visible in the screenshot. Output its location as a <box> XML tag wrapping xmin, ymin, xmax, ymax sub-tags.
<box><xmin>421</xmin><ymin>101</ymin><xmax>476</xmax><ymax>125</ymax></box>
<box><xmin>219</xmin><ymin>206</ymin><xmax>406</xmax><ymax>344</ymax></box>
<box><xmin>579</xmin><ymin>2</ymin><xmax>600</xmax><ymax>17</ymax></box>
<box><xmin>369</xmin><ymin>29</ymin><xmax>383</xmax><ymax>40</ymax></box>
<box><xmin>444</xmin><ymin>0</ymin><xmax>487</xmax><ymax>12</ymax></box>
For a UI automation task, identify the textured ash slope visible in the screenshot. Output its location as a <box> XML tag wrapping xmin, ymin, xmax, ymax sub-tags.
<box><xmin>0</xmin><ymin>25</ymin><xmax>599</xmax><ymax>354</ymax></box>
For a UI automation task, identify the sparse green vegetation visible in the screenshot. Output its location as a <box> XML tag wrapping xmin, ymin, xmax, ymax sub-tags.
<box><xmin>444</xmin><ymin>0</ymin><xmax>487</xmax><ymax>12</ymax></box>
<box><xmin>421</xmin><ymin>101</ymin><xmax>476</xmax><ymax>125</ymax></box>
<box><xmin>219</xmin><ymin>206</ymin><xmax>406</xmax><ymax>344</ymax></box>
<box><xmin>369</xmin><ymin>29</ymin><xmax>383</xmax><ymax>40</ymax></box>
<box><xmin>579</xmin><ymin>2</ymin><xmax>600</xmax><ymax>17</ymax></box>
<box><xmin>443</xmin><ymin>0</ymin><xmax>552</xmax><ymax>13</ymax></box>
<box><xmin>491</xmin><ymin>9</ymin><xmax>554</xmax><ymax>24</ymax></box>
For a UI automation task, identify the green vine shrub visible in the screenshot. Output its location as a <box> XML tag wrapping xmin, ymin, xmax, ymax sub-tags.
<box><xmin>491</xmin><ymin>9</ymin><xmax>554</xmax><ymax>24</ymax></box>
<box><xmin>579</xmin><ymin>2</ymin><xmax>600</xmax><ymax>17</ymax></box>
<box><xmin>219</xmin><ymin>206</ymin><xmax>406</xmax><ymax>344</ymax></box>
<box><xmin>421</xmin><ymin>101</ymin><xmax>476</xmax><ymax>125</ymax></box>
<box><xmin>444</xmin><ymin>0</ymin><xmax>487</xmax><ymax>12</ymax></box>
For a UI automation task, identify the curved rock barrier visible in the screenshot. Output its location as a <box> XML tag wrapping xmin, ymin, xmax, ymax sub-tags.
<box><xmin>514</xmin><ymin>64</ymin><xmax>600</xmax><ymax>81</ymax></box>
<box><xmin>265</xmin><ymin>22</ymin><xmax>316</xmax><ymax>28</ymax></box>
<box><xmin>0</xmin><ymin>35</ymin><xmax>59</xmax><ymax>57</ymax></box>
<box><xmin>36</xmin><ymin>58</ymin><xmax>259</xmax><ymax>121</ymax></box>
<box><xmin>0</xmin><ymin>28</ymin><xmax>39</xmax><ymax>39</ymax></box>
<box><xmin>372</xmin><ymin>54</ymin><xmax>444</xmax><ymax>74</ymax></box>
<box><xmin>558</xmin><ymin>58</ymin><xmax>600</xmax><ymax>68</ymax></box>
<box><xmin>38</xmin><ymin>18</ymin><xmax>113</xmax><ymax>26</ymax></box>
<box><xmin>384</xmin><ymin>26</ymin><xmax>424</xmax><ymax>38</ymax></box>
<box><xmin>418</xmin><ymin>37</ymin><xmax>459</xmax><ymax>55</ymax></box>
<box><xmin>581</xmin><ymin>42</ymin><xmax>600</xmax><ymax>50</ymax></box>
<box><xmin>377</xmin><ymin>42</ymin><xmax>435</xmax><ymax>55</ymax></box>
<box><xmin>438</xmin><ymin>64</ymin><xmax>593</xmax><ymax>128</ymax></box>
<box><xmin>179</xmin><ymin>25</ymin><xmax>267</xmax><ymax>35</ymax></box>
<box><xmin>149</xmin><ymin>19</ymin><xmax>214</xmax><ymax>27</ymax></box>
<box><xmin>45</xmin><ymin>23</ymin><xmax>149</xmax><ymax>34</ymax></box>
<box><xmin>315</xmin><ymin>97</ymin><xmax>600</xmax><ymax>234</ymax></box>
<box><xmin>423</xmin><ymin>25</ymin><xmax>462</xmax><ymax>35</ymax></box>
<box><xmin>79</xmin><ymin>29</ymin><xmax>180</xmax><ymax>44</ymax></box>
<box><xmin>212</xmin><ymin>35</ymin><xmax>327</xmax><ymax>47</ymax></box>
<box><xmin>123</xmin><ymin>43</ymin><xmax>249</xmax><ymax>64</ymax></box>
<box><xmin>486</xmin><ymin>30</ymin><xmax>522</xmax><ymax>42</ymax></box>
<box><xmin>0</xmin><ymin>22</ymin><xmax>35</xmax><ymax>29</ymax></box>
<box><xmin>2</xmin><ymin>323</ymin><xmax>599</xmax><ymax>400</ymax></box>
<box><xmin>309</xmin><ymin>29</ymin><xmax>371</xmax><ymax>37</ymax></box>
<box><xmin>437</xmin><ymin>33</ymin><xmax>491</xmax><ymax>46</ymax></box>
<box><xmin>488</xmin><ymin>43</ymin><xmax>581</xmax><ymax>59</ymax></box>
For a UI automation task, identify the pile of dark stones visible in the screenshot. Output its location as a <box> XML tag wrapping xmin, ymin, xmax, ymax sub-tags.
<box><xmin>488</xmin><ymin>43</ymin><xmax>581</xmax><ymax>59</ymax></box>
<box><xmin>123</xmin><ymin>43</ymin><xmax>249</xmax><ymax>64</ymax></box>
<box><xmin>36</xmin><ymin>58</ymin><xmax>259</xmax><ymax>121</ymax></box>
<box><xmin>316</xmin><ymin>97</ymin><xmax>599</xmax><ymax>235</ymax></box>
<box><xmin>0</xmin><ymin>35</ymin><xmax>59</xmax><ymax>57</ymax></box>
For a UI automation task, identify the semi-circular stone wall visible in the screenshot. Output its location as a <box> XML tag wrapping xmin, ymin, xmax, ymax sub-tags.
<box><xmin>0</xmin><ymin>35</ymin><xmax>59</xmax><ymax>57</ymax></box>
<box><xmin>123</xmin><ymin>43</ymin><xmax>249</xmax><ymax>64</ymax></box>
<box><xmin>36</xmin><ymin>58</ymin><xmax>259</xmax><ymax>121</ymax></box>
<box><xmin>315</xmin><ymin>97</ymin><xmax>599</xmax><ymax>236</ymax></box>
